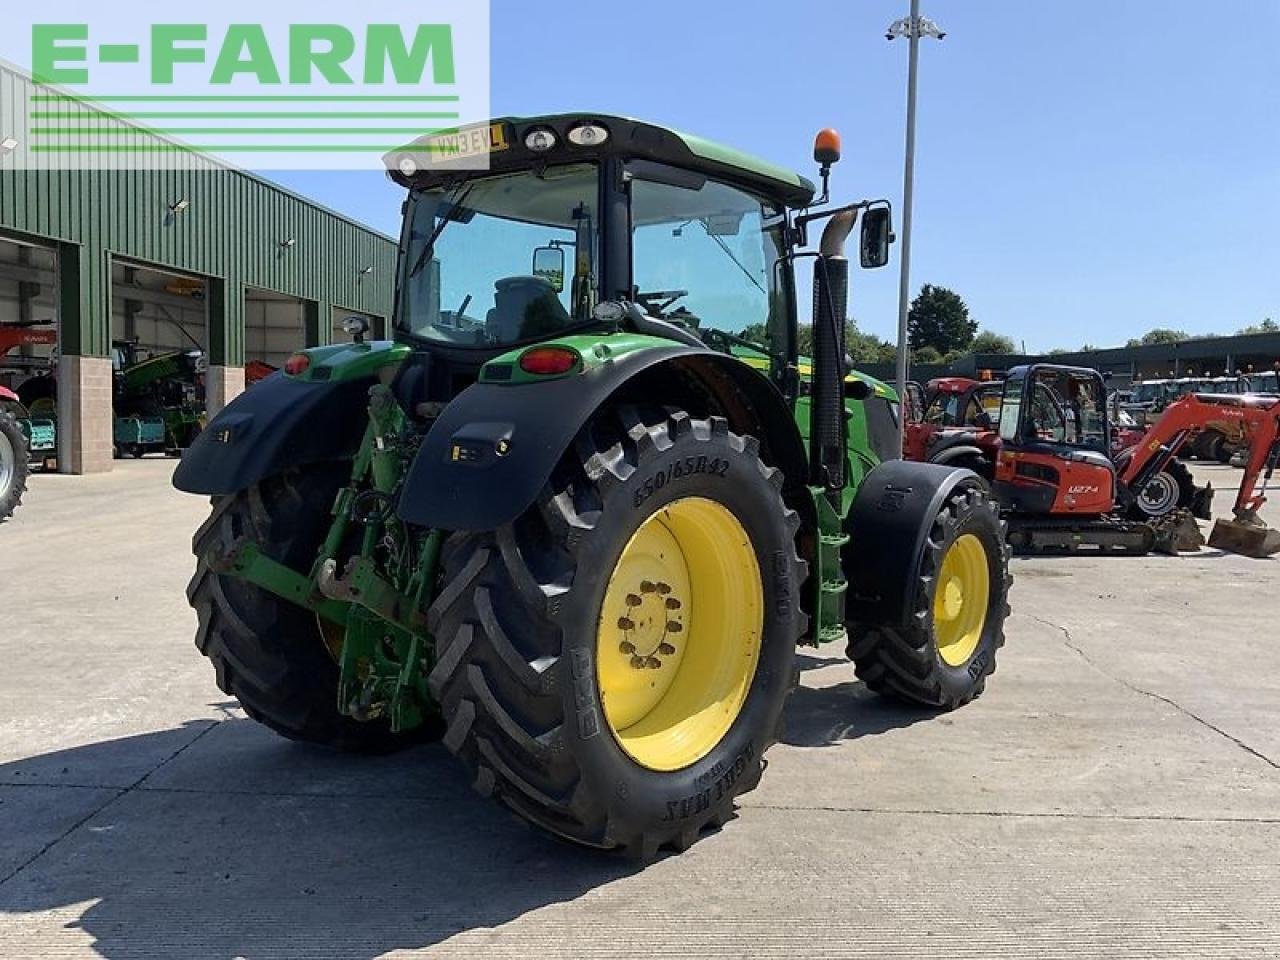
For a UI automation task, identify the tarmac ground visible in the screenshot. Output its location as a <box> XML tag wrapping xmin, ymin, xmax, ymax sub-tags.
<box><xmin>0</xmin><ymin>460</ymin><xmax>1276</xmax><ymax>958</ymax></box>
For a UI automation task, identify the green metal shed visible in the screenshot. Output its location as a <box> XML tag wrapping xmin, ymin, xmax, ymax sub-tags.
<box><xmin>0</xmin><ymin>62</ymin><xmax>398</xmax><ymax>473</ymax></box>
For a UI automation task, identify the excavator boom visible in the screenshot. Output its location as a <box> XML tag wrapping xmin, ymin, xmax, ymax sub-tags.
<box><xmin>1154</xmin><ymin>394</ymin><xmax>1280</xmax><ymax>557</ymax></box>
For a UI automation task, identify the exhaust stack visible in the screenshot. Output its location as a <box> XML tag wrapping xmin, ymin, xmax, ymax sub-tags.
<box><xmin>809</xmin><ymin>211</ymin><xmax>856</xmax><ymax>505</ymax></box>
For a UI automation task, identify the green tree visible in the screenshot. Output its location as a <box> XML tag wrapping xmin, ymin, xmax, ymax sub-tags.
<box><xmin>792</xmin><ymin>322</ymin><xmax>897</xmax><ymax>366</ymax></box>
<box><xmin>1239</xmin><ymin>318</ymin><xmax>1278</xmax><ymax>335</ymax></box>
<box><xmin>847</xmin><ymin>328</ymin><xmax>898</xmax><ymax>365</ymax></box>
<box><xmin>913</xmin><ymin>345</ymin><xmax>943</xmax><ymax>364</ymax></box>
<box><xmin>1125</xmin><ymin>328</ymin><xmax>1188</xmax><ymax>348</ymax></box>
<box><xmin>907</xmin><ymin>284</ymin><xmax>976</xmax><ymax>355</ymax></box>
<box><xmin>970</xmin><ymin>330</ymin><xmax>1018</xmax><ymax>354</ymax></box>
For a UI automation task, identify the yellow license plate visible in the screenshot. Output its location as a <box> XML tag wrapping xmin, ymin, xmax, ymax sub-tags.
<box><xmin>417</xmin><ymin>123</ymin><xmax>510</xmax><ymax>165</ymax></box>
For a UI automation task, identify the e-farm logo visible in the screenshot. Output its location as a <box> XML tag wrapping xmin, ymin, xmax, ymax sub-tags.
<box><xmin>3</xmin><ymin>2</ymin><xmax>490</xmax><ymax>170</ymax></box>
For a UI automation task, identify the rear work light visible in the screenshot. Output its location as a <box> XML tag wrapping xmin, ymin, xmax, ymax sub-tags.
<box><xmin>567</xmin><ymin>122</ymin><xmax>610</xmax><ymax>147</ymax></box>
<box><xmin>284</xmin><ymin>353</ymin><xmax>310</xmax><ymax>376</ymax></box>
<box><xmin>519</xmin><ymin>347</ymin><xmax>580</xmax><ymax>376</ymax></box>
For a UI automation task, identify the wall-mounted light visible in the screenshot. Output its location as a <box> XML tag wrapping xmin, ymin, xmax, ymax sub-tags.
<box><xmin>279</xmin><ymin>238</ymin><xmax>296</xmax><ymax>249</ymax></box>
<box><xmin>168</xmin><ymin>198</ymin><xmax>190</xmax><ymax>215</ymax></box>
<box><xmin>0</xmin><ymin>136</ymin><xmax>18</xmax><ymax>155</ymax></box>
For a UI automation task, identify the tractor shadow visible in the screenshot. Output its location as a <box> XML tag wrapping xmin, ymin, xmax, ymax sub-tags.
<box><xmin>780</xmin><ymin>653</ymin><xmax>940</xmax><ymax>747</ymax></box>
<box><xmin>0</xmin><ymin>716</ymin><xmax>636</xmax><ymax>959</ymax></box>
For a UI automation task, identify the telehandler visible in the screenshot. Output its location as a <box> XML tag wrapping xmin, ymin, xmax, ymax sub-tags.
<box><xmin>174</xmin><ymin>116</ymin><xmax>1012</xmax><ymax>858</ymax></box>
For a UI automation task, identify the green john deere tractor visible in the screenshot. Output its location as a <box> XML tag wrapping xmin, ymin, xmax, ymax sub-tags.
<box><xmin>174</xmin><ymin>116</ymin><xmax>1011</xmax><ymax>859</ymax></box>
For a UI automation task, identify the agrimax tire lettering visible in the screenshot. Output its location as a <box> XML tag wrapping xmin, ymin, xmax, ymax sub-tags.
<box><xmin>633</xmin><ymin>457</ymin><xmax>730</xmax><ymax>508</ymax></box>
<box><xmin>662</xmin><ymin>744</ymin><xmax>755</xmax><ymax>821</ymax></box>
<box><xmin>966</xmin><ymin>649</ymin><xmax>991</xmax><ymax>680</ymax></box>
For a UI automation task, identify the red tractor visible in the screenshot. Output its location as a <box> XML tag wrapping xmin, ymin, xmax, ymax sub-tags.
<box><xmin>903</xmin><ymin>377</ymin><xmax>1002</xmax><ymax>481</ymax></box>
<box><xmin>994</xmin><ymin>364</ymin><xmax>1280</xmax><ymax>556</ymax></box>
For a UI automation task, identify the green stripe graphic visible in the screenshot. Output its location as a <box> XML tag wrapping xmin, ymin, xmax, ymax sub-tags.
<box><xmin>31</xmin><ymin>94</ymin><xmax>461</xmax><ymax>103</ymax></box>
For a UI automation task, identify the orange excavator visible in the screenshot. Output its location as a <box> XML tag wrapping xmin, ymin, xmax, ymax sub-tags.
<box><xmin>994</xmin><ymin>364</ymin><xmax>1280</xmax><ymax>557</ymax></box>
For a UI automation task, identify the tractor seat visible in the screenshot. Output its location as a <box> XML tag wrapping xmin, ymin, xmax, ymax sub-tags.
<box><xmin>486</xmin><ymin>276</ymin><xmax>571</xmax><ymax>342</ymax></box>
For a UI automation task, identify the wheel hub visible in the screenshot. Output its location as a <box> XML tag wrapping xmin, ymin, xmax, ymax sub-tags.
<box><xmin>1139</xmin><ymin>474</ymin><xmax>1178</xmax><ymax>515</ymax></box>
<box><xmin>0</xmin><ymin>429</ymin><xmax>13</xmax><ymax>493</ymax></box>
<box><xmin>595</xmin><ymin>496</ymin><xmax>763</xmax><ymax>772</ymax></box>
<box><xmin>940</xmin><ymin>576</ymin><xmax>965</xmax><ymax>620</ymax></box>
<box><xmin>616</xmin><ymin>580</ymin><xmax>684</xmax><ymax>669</ymax></box>
<box><xmin>933</xmin><ymin>533</ymin><xmax>990</xmax><ymax>668</ymax></box>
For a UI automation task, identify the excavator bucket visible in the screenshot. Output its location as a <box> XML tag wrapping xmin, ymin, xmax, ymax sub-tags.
<box><xmin>1208</xmin><ymin>517</ymin><xmax>1280</xmax><ymax>559</ymax></box>
<box><xmin>1150</xmin><ymin>510</ymin><xmax>1206</xmax><ymax>555</ymax></box>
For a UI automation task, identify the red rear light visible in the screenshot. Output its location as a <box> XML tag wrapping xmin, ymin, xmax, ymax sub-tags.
<box><xmin>519</xmin><ymin>347</ymin><xmax>579</xmax><ymax>376</ymax></box>
<box><xmin>284</xmin><ymin>353</ymin><xmax>310</xmax><ymax>376</ymax></box>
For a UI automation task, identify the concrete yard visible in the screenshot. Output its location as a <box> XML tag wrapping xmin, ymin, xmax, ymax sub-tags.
<box><xmin>0</xmin><ymin>461</ymin><xmax>1277</xmax><ymax>959</ymax></box>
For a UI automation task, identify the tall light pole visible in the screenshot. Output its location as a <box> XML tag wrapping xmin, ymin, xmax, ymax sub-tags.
<box><xmin>887</xmin><ymin>2</ymin><xmax>945</xmax><ymax>454</ymax></box>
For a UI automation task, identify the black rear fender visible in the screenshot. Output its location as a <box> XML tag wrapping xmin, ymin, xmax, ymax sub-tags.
<box><xmin>397</xmin><ymin>348</ymin><xmax>811</xmax><ymax>533</ymax></box>
<box><xmin>173</xmin><ymin>372</ymin><xmax>374</xmax><ymax>496</ymax></box>
<box><xmin>843</xmin><ymin>460</ymin><xmax>986</xmax><ymax>630</ymax></box>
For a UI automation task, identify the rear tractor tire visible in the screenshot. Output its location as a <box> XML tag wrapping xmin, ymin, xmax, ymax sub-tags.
<box><xmin>188</xmin><ymin>463</ymin><xmax>427</xmax><ymax>751</ymax></box>
<box><xmin>0</xmin><ymin>409</ymin><xmax>31</xmax><ymax>523</ymax></box>
<box><xmin>847</xmin><ymin>483</ymin><xmax>1010</xmax><ymax>709</ymax></box>
<box><xmin>428</xmin><ymin>406</ymin><xmax>806</xmax><ymax>859</ymax></box>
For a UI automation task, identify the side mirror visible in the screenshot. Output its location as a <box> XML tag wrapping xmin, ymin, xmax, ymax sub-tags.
<box><xmin>532</xmin><ymin>245</ymin><xmax>566</xmax><ymax>293</ymax></box>
<box><xmin>860</xmin><ymin>206</ymin><xmax>893</xmax><ymax>269</ymax></box>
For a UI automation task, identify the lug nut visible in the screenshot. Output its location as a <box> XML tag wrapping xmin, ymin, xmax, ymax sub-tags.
<box><xmin>620</xmin><ymin>641</ymin><xmax>636</xmax><ymax>655</ymax></box>
<box><xmin>640</xmin><ymin>580</ymin><xmax>657</xmax><ymax>594</ymax></box>
<box><xmin>618</xmin><ymin>617</ymin><xmax>635</xmax><ymax>630</ymax></box>
<box><xmin>656</xmin><ymin>582</ymin><xmax>672</xmax><ymax>595</ymax></box>
<box><xmin>630</xmin><ymin>655</ymin><xmax>646</xmax><ymax>670</ymax></box>
<box><xmin>666</xmin><ymin>621</ymin><xmax>683</xmax><ymax>633</ymax></box>
<box><xmin>645</xmin><ymin>657</ymin><xmax>662</xmax><ymax>669</ymax></box>
<box><xmin>659</xmin><ymin>643</ymin><xmax>676</xmax><ymax>656</ymax></box>
<box><xmin>625</xmin><ymin>594</ymin><xmax>642</xmax><ymax>607</ymax></box>
<box><xmin>665</xmin><ymin>598</ymin><xmax>682</xmax><ymax>610</ymax></box>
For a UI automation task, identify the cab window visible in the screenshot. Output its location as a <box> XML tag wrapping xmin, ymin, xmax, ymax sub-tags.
<box><xmin>1023</xmin><ymin>370</ymin><xmax>1107</xmax><ymax>451</ymax></box>
<box><xmin>630</xmin><ymin>175</ymin><xmax>786</xmax><ymax>365</ymax></box>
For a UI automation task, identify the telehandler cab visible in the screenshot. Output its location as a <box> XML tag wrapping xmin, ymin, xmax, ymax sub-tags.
<box><xmin>174</xmin><ymin>116</ymin><xmax>1011</xmax><ymax>858</ymax></box>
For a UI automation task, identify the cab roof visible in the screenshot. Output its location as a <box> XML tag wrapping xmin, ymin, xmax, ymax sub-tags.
<box><xmin>386</xmin><ymin>113</ymin><xmax>817</xmax><ymax>209</ymax></box>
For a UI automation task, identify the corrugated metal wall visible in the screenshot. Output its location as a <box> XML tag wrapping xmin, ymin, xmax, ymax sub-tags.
<box><xmin>0</xmin><ymin>63</ymin><xmax>398</xmax><ymax>363</ymax></box>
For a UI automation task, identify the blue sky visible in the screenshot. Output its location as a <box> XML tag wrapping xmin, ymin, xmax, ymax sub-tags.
<box><xmin>269</xmin><ymin>0</ymin><xmax>1280</xmax><ymax>353</ymax></box>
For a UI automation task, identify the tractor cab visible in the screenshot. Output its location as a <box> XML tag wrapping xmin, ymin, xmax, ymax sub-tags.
<box><xmin>995</xmin><ymin>364</ymin><xmax>1116</xmax><ymax>515</ymax></box>
<box><xmin>384</xmin><ymin>115</ymin><xmax>893</xmax><ymax>409</ymax></box>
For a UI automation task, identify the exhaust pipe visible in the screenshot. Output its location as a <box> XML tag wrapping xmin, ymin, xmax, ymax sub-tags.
<box><xmin>809</xmin><ymin>211</ymin><xmax>856</xmax><ymax>506</ymax></box>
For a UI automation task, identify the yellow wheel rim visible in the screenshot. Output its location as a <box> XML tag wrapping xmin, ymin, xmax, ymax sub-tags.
<box><xmin>596</xmin><ymin>496</ymin><xmax>763</xmax><ymax>772</ymax></box>
<box><xmin>933</xmin><ymin>533</ymin><xmax>991</xmax><ymax>668</ymax></box>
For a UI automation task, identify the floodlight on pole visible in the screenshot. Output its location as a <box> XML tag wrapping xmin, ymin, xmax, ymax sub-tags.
<box><xmin>887</xmin><ymin>0</ymin><xmax>945</xmax><ymax>455</ymax></box>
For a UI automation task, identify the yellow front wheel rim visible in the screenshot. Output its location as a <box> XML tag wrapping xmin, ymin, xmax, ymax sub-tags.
<box><xmin>596</xmin><ymin>497</ymin><xmax>763</xmax><ymax>772</ymax></box>
<box><xmin>933</xmin><ymin>533</ymin><xmax>991</xmax><ymax>667</ymax></box>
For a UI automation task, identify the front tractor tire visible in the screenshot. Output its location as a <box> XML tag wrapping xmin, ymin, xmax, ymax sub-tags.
<box><xmin>428</xmin><ymin>407</ymin><xmax>806</xmax><ymax>859</ymax></box>
<box><xmin>188</xmin><ymin>465</ymin><xmax>423</xmax><ymax>751</ymax></box>
<box><xmin>847</xmin><ymin>481</ymin><xmax>1010</xmax><ymax>710</ymax></box>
